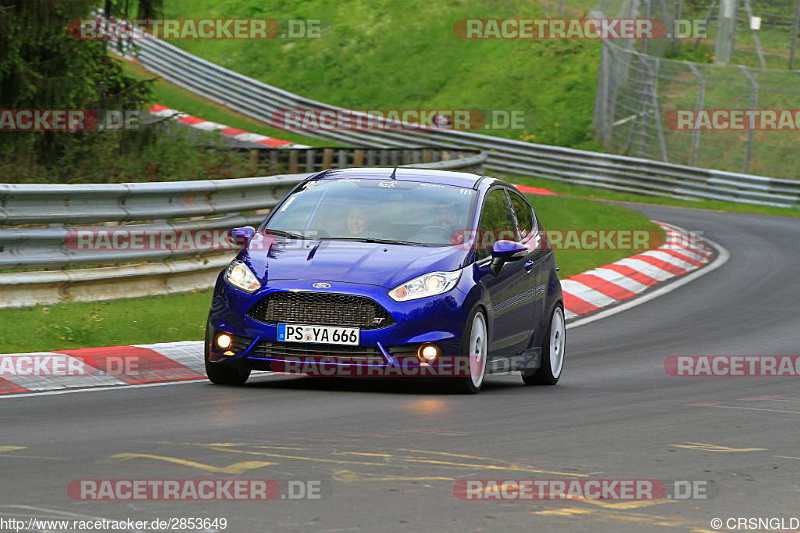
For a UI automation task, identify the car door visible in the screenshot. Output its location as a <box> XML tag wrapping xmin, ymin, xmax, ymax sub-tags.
<box><xmin>473</xmin><ymin>187</ymin><xmax>535</xmax><ymax>360</ymax></box>
<box><xmin>508</xmin><ymin>189</ymin><xmax>547</xmax><ymax>341</ymax></box>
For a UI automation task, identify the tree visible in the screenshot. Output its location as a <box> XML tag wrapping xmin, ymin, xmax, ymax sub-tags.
<box><xmin>103</xmin><ymin>0</ymin><xmax>163</xmax><ymax>19</ymax></box>
<box><xmin>0</xmin><ymin>0</ymin><xmax>152</xmax><ymax>165</ymax></box>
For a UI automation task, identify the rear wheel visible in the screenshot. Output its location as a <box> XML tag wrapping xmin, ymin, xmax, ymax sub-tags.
<box><xmin>522</xmin><ymin>305</ymin><xmax>565</xmax><ymax>386</ymax></box>
<box><xmin>450</xmin><ymin>308</ymin><xmax>488</xmax><ymax>394</ymax></box>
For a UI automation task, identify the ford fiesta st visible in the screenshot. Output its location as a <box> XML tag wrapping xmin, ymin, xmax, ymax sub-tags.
<box><xmin>205</xmin><ymin>167</ymin><xmax>564</xmax><ymax>393</ymax></box>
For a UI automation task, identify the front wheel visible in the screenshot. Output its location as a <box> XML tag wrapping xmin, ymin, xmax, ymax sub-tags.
<box><xmin>204</xmin><ymin>326</ymin><xmax>250</xmax><ymax>385</ymax></box>
<box><xmin>522</xmin><ymin>305</ymin><xmax>565</xmax><ymax>386</ymax></box>
<box><xmin>205</xmin><ymin>358</ymin><xmax>251</xmax><ymax>385</ymax></box>
<box><xmin>449</xmin><ymin>308</ymin><xmax>488</xmax><ymax>394</ymax></box>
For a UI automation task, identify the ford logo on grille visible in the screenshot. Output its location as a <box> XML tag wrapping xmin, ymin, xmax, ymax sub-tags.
<box><xmin>312</xmin><ymin>282</ymin><xmax>331</xmax><ymax>289</ymax></box>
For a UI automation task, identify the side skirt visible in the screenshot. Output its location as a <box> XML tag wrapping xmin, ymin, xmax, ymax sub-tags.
<box><xmin>487</xmin><ymin>347</ymin><xmax>541</xmax><ymax>375</ymax></box>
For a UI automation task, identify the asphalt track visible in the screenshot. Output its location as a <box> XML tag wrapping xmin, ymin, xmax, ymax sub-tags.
<box><xmin>2</xmin><ymin>203</ymin><xmax>800</xmax><ymax>533</ymax></box>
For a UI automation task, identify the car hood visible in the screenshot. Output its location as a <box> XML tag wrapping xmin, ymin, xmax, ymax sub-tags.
<box><xmin>244</xmin><ymin>239</ymin><xmax>468</xmax><ymax>289</ymax></box>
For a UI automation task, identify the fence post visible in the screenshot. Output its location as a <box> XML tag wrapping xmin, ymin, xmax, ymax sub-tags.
<box><xmin>322</xmin><ymin>148</ymin><xmax>333</xmax><ymax>169</ymax></box>
<box><xmin>791</xmin><ymin>0</ymin><xmax>800</xmax><ymax>69</ymax></box>
<box><xmin>687</xmin><ymin>63</ymin><xmax>706</xmax><ymax>167</ymax></box>
<box><xmin>649</xmin><ymin>58</ymin><xmax>669</xmax><ymax>162</ymax></box>
<box><xmin>305</xmin><ymin>149</ymin><xmax>316</xmax><ymax>172</ymax></box>
<box><xmin>715</xmin><ymin>0</ymin><xmax>738</xmax><ymax>64</ymax></box>
<box><xmin>642</xmin><ymin>0</ymin><xmax>651</xmax><ymax>55</ymax></box>
<box><xmin>740</xmin><ymin>66</ymin><xmax>758</xmax><ymax>174</ymax></box>
<box><xmin>593</xmin><ymin>42</ymin><xmax>612</xmax><ymax>147</ymax></box>
<box><xmin>672</xmin><ymin>0</ymin><xmax>682</xmax><ymax>54</ymax></box>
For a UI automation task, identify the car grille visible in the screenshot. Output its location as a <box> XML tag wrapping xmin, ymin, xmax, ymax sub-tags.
<box><xmin>247</xmin><ymin>291</ymin><xmax>394</xmax><ymax>329</ymax></box>
<box><xmin>249</xmin><ymin>342</ymin><xmax>418</xmax><ymax>361</ymax></box>
<box><xmin>251</xmin><ymin>341</ymin><xmax>382</xmax><ymax>361</ymax></box>
<box><xmin>231</xmin><ymin>334</ymin><xmax>254</xmax><ymax>354</ymax></box>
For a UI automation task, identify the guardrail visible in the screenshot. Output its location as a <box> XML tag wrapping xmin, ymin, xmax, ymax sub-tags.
<box><xmin>0</xmin><ymin>147</ymin><xmax>485</xmax><ymax>308</ymax></box>
<box><xmin>123</xmin><ymin>35</ymin><xmax>800</xmax><ymax>209</ymax></box>
<box><xmin>243</xmin><ymin>146</ymin><xmax>486</xmax><ymax>175</ymax></box>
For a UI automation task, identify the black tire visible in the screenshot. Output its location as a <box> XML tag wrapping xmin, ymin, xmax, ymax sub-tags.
<box><xmin>205</xmin><ymin>357</ymin><xmax>251</xmax><ymax>385</ymax></box>
<box><xmin>204</xmin><ymin>326</ymin><xmax>250</xmax><ymax>385</ymax></box>
<box><xmin>448</xmin><ymin>307</ymin><xmax>488</xmax><ymax>394</ymax></box>
<box><xmin>522</xmin><ymin>304</ymin><xmax>565</xmax><ymax>386</ymax></box>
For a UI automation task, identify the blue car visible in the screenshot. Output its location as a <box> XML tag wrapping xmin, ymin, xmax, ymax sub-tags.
<box><xmin>205</xmin><ymin>167</ymin><xmax>565</xmax><ymax>393</ymax></box>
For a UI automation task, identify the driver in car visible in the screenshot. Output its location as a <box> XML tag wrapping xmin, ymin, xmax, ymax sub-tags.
<box><xmin>434</xmin><ymin>200</ymin><xmax>465</xmax><ymax>245</ymax></box>
<box><xmin>347</xmin><ymin>206</ymin><xmax>369</xmax><ymax>237</ymax></box>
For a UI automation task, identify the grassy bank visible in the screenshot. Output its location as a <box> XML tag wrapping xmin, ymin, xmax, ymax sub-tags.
<box><xmin>161</xmin><ymin>0</ymin><xmax>601</xmax><ymax>151</ymax></box>
<box><xmin>506</xmin><ymin>173</ymin><xmax>800</xmax><ymax>219</ymax></box>
<box><xmin>0</xmin><ymin>193</ymin><xmax>657</xmax><ymax>353</ymax></box>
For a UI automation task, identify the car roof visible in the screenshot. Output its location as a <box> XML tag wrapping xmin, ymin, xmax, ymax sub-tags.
<box><xmin>311</xmin><ymin>167</ymin><xmax>484</xmax><ymax>188</ymax></box>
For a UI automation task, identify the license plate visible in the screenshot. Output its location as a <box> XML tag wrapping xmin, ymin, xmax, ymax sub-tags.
<box><xmin>277</xmin><ymin>324</ymin><xmax>360</xmax><ymax>345</ymax></box>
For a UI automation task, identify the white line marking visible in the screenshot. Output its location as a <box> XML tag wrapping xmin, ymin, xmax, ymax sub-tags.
<box><xmin>0</xmin><ymin>373</ymin><xmax>284</xmax><ymax>400</ymax></box>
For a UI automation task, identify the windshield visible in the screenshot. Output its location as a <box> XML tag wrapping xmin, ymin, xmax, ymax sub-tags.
<box><xmin>263</xmin><ymin>178</ymin><xmax>477</xmax><ymax>246</ymax></box>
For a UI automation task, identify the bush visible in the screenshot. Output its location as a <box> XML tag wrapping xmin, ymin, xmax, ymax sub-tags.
<box><xmin>0</xmin><ymin>129</ymin><xmax>258</xmax><ymax>184</ymax></box>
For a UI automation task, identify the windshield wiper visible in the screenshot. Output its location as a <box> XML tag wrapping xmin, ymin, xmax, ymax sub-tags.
<box><xmin>262</xmin><ymin>229</ymin><xmax>306</xmax><ymax>240</ymax></box>
<box><xmin>318</xmin><ymin>237</ymin><xmax>427</xmax><ymax>246</ymax></box>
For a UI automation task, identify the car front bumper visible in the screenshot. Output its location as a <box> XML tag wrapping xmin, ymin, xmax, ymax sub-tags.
<box><xmin>206</xmin><ymin>275</ymin><xmax>475</xmax><ymax>376</ymax></box>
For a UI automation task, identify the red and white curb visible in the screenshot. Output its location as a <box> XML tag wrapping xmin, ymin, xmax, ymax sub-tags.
<box><xmin>561</xmin><ymin>221</ymin><xmax>713</xmax><ymax>320</ymax></box>
<box><xmin>0</xmin><ymin>342</ymin><xmax>206</xmax><ymax>396</ymax></box>
<box><xmin>0</xmin><ymin>222</ymin><xmax>717</xmax><ymax>397</ymax></box>
<box><xmin>148</xmin><ymin>104</ymin><xmax>309</xmax><ymax>149</ymax></box>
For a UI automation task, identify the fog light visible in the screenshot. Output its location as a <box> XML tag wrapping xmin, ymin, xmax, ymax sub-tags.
<box><xmin>418</xmin><ymin>344</ymin><xmax>440</xmax><ymax>363</ymax></box>
<box><xmin>215</xmin><ymin>333</ymin><xmax>233</xmax><ymax>350</ymax></box>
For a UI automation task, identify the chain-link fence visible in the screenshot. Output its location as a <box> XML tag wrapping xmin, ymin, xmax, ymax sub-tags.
<box><xmin>598</xmin><ymin>0</ymin><xmax>800</xmax><ymax>67</ymax></box>
<box><xmin>593</xmin><ymin>0</ymin><xmax>800</xmax><ymax>179</ymax></box>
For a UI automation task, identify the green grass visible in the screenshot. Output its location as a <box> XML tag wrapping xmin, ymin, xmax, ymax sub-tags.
<box><xmin>160</xmin><ymin>0</ymin><xmax>601</xmax><ymax>150</ymax></box>
<box><xmin>505</xmin><ymin>173</ymin><xmax>800</xmax><ymax>218</ymax></box>
<box><xmin>0</xmin><ymin>290</ymin><xmax>212</xmax><ymax>354</ymax></box>
<box><xmin>531</xmin><ymin>194</ymin><xmax>663</xmax><ymax>277</ymax></box>
<box><xmin>123</xmin><ymin>62</ymin><xmax>328</xmax><ymax>148</ymax></box>
<box><xmin>0</xmin><ymin>194</ymin><xmax>657</xmax><ymax>353</ymax></box>
<box><xmin>151</xmin><ymin>0</ymin><xmax>799</xmax><ymax>181</ymax></box>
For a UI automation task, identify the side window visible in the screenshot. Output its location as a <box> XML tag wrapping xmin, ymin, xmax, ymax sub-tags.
<box><xmin>475</xmin><ymin>189</ymin><xmax>517</xmax><ymax>261</ymax></box>
<box><xmin>509</xmin><ymin>191</ymin><xmax>534</xmax><ymax>240</ymax></box>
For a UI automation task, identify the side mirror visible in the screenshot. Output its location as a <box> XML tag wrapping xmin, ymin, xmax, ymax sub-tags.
<box><xmin>229</xmin><ymin>226</ymin><xmax>255</xmax><ymax>246</ymax></box>
<box><xmin>489</xmin><ymin>240</ymin><xmax>528</xmax><ymax>275</ymax></box>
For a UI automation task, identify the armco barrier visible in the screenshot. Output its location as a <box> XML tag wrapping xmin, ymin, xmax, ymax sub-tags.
<box><xmin>0</xmin><ymin>148</ymin><xmax>485</xmax><ymax>308</ymax></box>
<box><xmin>120</xmin><ymin>34</ymin><xmax>800</xmax><ymax>209</ymax></box>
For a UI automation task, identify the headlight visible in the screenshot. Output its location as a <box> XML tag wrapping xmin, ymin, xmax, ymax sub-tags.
<box><xmin>225</xmin><ymin>260</ymin><xmax>261</xmax><ymax>293</ymax></box>
<box><xmin>388</xmin><ymin>270</ymin><xmax>461</xmax><ymax>301</ymax></box>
